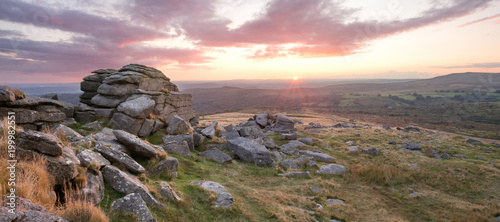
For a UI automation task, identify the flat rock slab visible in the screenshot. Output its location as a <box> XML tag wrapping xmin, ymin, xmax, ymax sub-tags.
<box><xmin>316</xmin><ymin>164</ymin><xmax>347</xmax><ymax>175</ymax></box>
<box><xmin>162</xmin><ymin>141</ymin><xmax>191</xmax><ymax>157</ymax></box>
<box><xmin>299</xmin><ymin>137</ymin><xmax>314</xmax><ymax>145</ymax></box>
<box><xmin>117</xmin><ymin>96</ymin><xmax>155</xmax><ymax>118</ymax></box>
<box><xmin>278</xmin><ymin>171</ymin><xmax>311</xmax><ymax>177</ymax></box>
<box><xmin>95</xmin><ymin>141</ymin><xmax>145</xmax><ymax>174</ymax></box>
<box><xmin>327</xmin><ymin>199</ymin><xmax>346</xmax><ymax>206</ymax></box>
<box><xmin>53</xmin><ymin>124</ymin><xmax>83</xmax><ymax>142</ymax></box>
<box><xmin>199</xmin><ymin>148</ymin><xmax>232</xmax><ymax>164</ymax></box>
<box><xmin>163</xmin><ymin>134</ymin><xmax>194</xmax><ymax>151</ymax></box>
<box><xmin>227</xmin><ymin>137</ymin><xmax>272</xmax><ymax>167</ymax></box>
<box><xmin>113</xmin><ymin>130</ymin><xmax>157</xmax><ymax>158</ymax></box>
<box><xmin>77</xmin><ymin>149</ymin><xmax>111</xmax><ymax>168</ymax></box>
<box><xmin>190</xmin><ymin>181</ymin><xmax>235</xmax><ymax>208</ymax></box>
<box><xmin>18</xmin><ymin>130</ymin><xmax>64</xmax><ymax>156</ymax></box>
<box><xmin>299</xmin><ymin>150</ymin><xmax>335</xmax><ymax>162</ymax></box>
<box><xmin>111</xmin><ymin>193</ymin><xmax>157</xmax><ymax>222</ymax></box>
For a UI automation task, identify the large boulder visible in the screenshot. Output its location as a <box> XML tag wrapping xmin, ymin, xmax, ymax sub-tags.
<box><xmin>199</xmin><ymin>148</ymin><xmax>232</xmax><ymax>164</ymax></box>
<box><xmin>102</xmin><ymin>165</ymin><xmax>163</xmax><ymax>208</ymax></box>
<box><xmin>159</xmin><ymin>181</ymin><xmax>181</xmax><ymax>201</ymax></box>
<box><xmin>162</xmin><ymin>141</ymin><xmax>191</xmax><ymax>157</ymax></box>
<box><xmin>0</xmin><ymin>197</ymin><xmax>67</xmax><ymax>222</ymax></box>
<box><xmin>113</xmin><ymin>130</ymin><xmax>158</xmax><ymax>158</ymax></box>
<box><xmin>94</xmin><ymin>141</ymin><xmax>145</xmax><ymax>174</ymax></box>
<box><xmin>116</xmin><ymin>96</ymin><xmax>155</xmax><ymax>119</ymax></box>
<box><xmin>162</xmin><ymin>134</ymin><xmax>194</xmax><ymax>151</ymax></box>
<box><xmin>166</xmin><ymin>115</ymin><xmax>193</xmax><ymax>135</ymax></box>
<box><xmin>18</xmin><ymin>130</ymin><xmax>64</xmax><ymax>156</ymax></box>
<box><xmin>111</xmin><ymin>193</ymin><xmax>157</xmax><ymax>222</ymax></box>
<box><xmin>227</xmin><ymin>137</ymin><xmax>272</xmax><ymax>167</ymax></box>
<box><xmin>201</xmin><ymin>121</ymin><xmax>218</xmax><ymax>139</ymax></box>
<box><xmin>53</xmin><ymin>124</ymin><xmax>83</xmax><ymax>143</ymax></box>
<box><xmin>17</xmin><ymin>147</ymin><xmax>79</xmax><ymax>185</ymax></box>
<box><xmin>0</xmin><ymin>85</ymin><xmax>16</xmax><ymax>102</ymax></box>
<box><xmin>273</xmin><ymin>115</ymin><xmax>295</xmax><ymax>131</ymax></box>
<box><xmin>76</xmin><ymin>149</ymin><xmax>111</xmax><ymax>168</ymax></box>
<box><xmin>238</xmin><ymin>125</ymin><xmax>265</xmax><ymax>139</ymax></box>
<box><xmin>190</xmin><ymin>181</ymin><xmax>235</xmax><ymax>208</ymax></box>
<box><xmin>255</xmin><ymin>112</ymin><xmax>273</xmax><ymax>127</ymax></box>
<box><xmin>147</xmin><ymin>157</ymin><xmax>179</xmax><ymax>177</ymax></box>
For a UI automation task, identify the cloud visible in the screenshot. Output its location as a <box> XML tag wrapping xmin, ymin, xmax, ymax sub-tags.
<box><xmin>440</xmin><ymin>62</ymin><xmax>500</xmax><ymax>69</ymax></box>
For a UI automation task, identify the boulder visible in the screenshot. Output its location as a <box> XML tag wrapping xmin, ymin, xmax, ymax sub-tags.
<box><xmin>159</xmin><ymin>181</ymin><xmax>181</xmax><ymax>201</ymax></box>
<box><xmin>326</xmin><ymin>199</ymin><xmax>346</xmax><ymax>206</ymax></box>
<box><xmin>362</xmin><ymin>148</ymin><xmax>379</xmax><ymax>156</ymax></box>
<box><xmin>263</xmin><ymin>137</ymin><xmax>278</xmax><ymax>149</ymax></box>
<box><xmin>201</xmin><ymin>121</ymin><xmax>218</xmax><ymax>139</ymax></box>
<box><xmin>17</xmin><ymin>147</ymin><xmax>79</xmax><ymax>185</ymax></box>
<box><xmin>278</xmin><ymin>171</ymin><xmax>311</xmax><ymax>177</ymax></box>
<box><xmin>166</xmin><ymin>115</ymin><xmax>193</xmax><ymax>135</ymax></box>
<box><xmin>190</xmin><ymin>181</ymin><xmax>235</xmax><ymax>208</ymax></box>
<box><xmin>94</xmin><ymin>141</ymin><xmax>145</xmax><ymax>174</ymax></box>
<box><xmin>40</xmin><ymin>93</ymin><xmax>58</xmax><ymax>100</ymax></box>
<box><xmin>163</xmin><ymin>134</ymin><xmax>194</xmax><ymax>151</ymax></box>
<box><xmin>255</xmin><ymin>112</ymin><xmax>273</xmax><ymax>127</ymax></box>
<box><xmin>102</xmin><ymin>165</ymin><xmax>163</xmax><ymax>208</ymax></box>
<box><xmin>227</xmin><ymin>137</ymin><xmax>272</xmax><ymax>167</ymax></box>
<box><xmin>280</xmin><ymin>141</ymin><xmax>306</xmax><ymax>156</ymax></box>
<box><xmin>299</xmin><ymin>137</ymin><xmax>314</xmax><ymax>145</ymax></box>
<box><xmin>147</xmin><ymin>157</ymin><xmax>179</xmax><ymax>177</ymax></box>
<box><xmin>162</xmin><ymin>141</ymin><xmax>191</xmax><ymax>157</ymax></box>
<box><xmin>193</xmin><ymin>132</ymin><xmax>205</xmax><ymax>147</ymax></box>
<box><xmin>0</xmin><ymin>85</ymin><xmax>16</xmax><ymax>102</ymax></box>
<box><xmin>18</xmin><ymin>130</ymin><xmax>64</xmax><ymax>156</ymax></box>
<box><xmin>97</xmin><ymin>83</ymin><xmax>137</xmax><ymax>96</ymax></box>
<box><xmin>113</xmin><ymin>130</ymin><xmax>157</xmax><ymax>158</ymax></box>
<box><xmin>117</xmin><ymin>96</ymin><xmax>155</xmax><ymax>118</ymax></box>
<box><xmin>73</xmin><ymin>170</ymin><xmax>105</xmax><ymax>205</ymax></box>
<box><xmin>238</xmin><ymin>125</ymin><xmax>265</xmax><ymax>139</ymax></box>
<box><xmin>93</xmin><ymin>128</ymin><xmax>117</xmax><ymax>141</ymax></box>
<box><xmin>110</xmin><ymin>112</ymin><xmax>145</xmax><ymax>135</ymax></box>
<box><xmin>346</xmin><ymin>146</ymin><xmax>359</xmax><ymax>152</ymax></box>
<box><xmin>199</xmin><ymin>148</ymin><xmax>232</xmax><ymax>164</ymax></box>
<box><xmin>404</xmin><ymin>143</ymin><xmax>422</xmax><ymax>150</ymax></box>
<box><xmin>279</xmin><ymin>159</ymin><xmax>299</xmax><ymax>170</ymax></box>
<box><xmin>316</xmin><ymin>164</ymin><xmax>347</xmax><ymax>175</ymax></box>
<box><xmin>76</xmin><ymin>149</ymin><xmax>111</xmax><ymax>168</ymax></box>
<box><xmin>90</xmin><ymin>94</ymin><xmax>127</xmax><ymax>108</ymax></box>
<box><xmin>222</xmin><ymin>131</ymin><xmax>240</xmax><ymax>140</ymax></box>
<box><xmin>53</xmin><ymin>124</ymin><xmax>83</xmax><ymax>142</ymax></box>
<box><xmin>273</xmin><ymin>115</ymin><xmax>295</xmax><ymax>130</ymax></box>
<box><xmin>111</xmin><ymin>193</ymin><xmax>157</xmax><ymax>222</ymax></box>
<box><xmin>138</xmin><ymin>119</ymin><xmax>155</xmax><ymax>137</ymax></box>
<box><xmin>281</xmin><ymin>133</ymin><xmax>297</xmax><ymax>140</ymax></box>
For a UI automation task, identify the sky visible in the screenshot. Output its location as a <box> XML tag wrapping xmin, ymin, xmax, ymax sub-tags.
<box><xmin>0</xmin><ymin>0</ymin><xmax>499</xmax><ymax>83</ymax></box>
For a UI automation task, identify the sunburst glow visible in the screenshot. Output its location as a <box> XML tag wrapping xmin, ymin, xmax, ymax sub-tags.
<box><xmin>293</xmin><ymin>76</ymin><xmax>298</xmax><ymax>81</ymax></box>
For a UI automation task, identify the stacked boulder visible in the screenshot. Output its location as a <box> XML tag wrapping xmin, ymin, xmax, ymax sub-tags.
<box><xmin>0</xmin><ymin>86</ymin><xmax>74</xmax><ymax>130</ymax></box>
<box><xmin>254</xmin><ymin>112</ymin><xmax>296</xmax><ymax>132</ymax></box>
<box><xmin>76</xmin><ymin>64</ymin><xmax>197</xmax><ymax>137</ymax></box>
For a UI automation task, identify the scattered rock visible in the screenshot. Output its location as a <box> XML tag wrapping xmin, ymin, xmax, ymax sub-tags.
<box><xmin>362</xmin><ymin>148</ymin><xmax>379</xmax><ymax>156</ymax></box>
<box><xmin>299</xmin><ymin>150</ymin><xmax>335</xmax><ymax>162</ymax></box>
<box><xmin>263</xmin><ymin>137</ymin><xmax>278</xmax><ymax>149</ymax></box>
<box><xmin>346</xmin><ymin>146</ymin><xmax>359</xmax><ymax>152</ymax></box>
<box><xmin>441</xmin><ymin>153</ymin><xmax>450</xmax><ymax>160</ymax></box>
<box><xmin>82</xmin><ymin>121</ymin><xmax>103</xmax><ymax>131</ymax></box>
<box><xmin>299</xmin><ymin>137</ymin><xmax>314</xmax><ymax>145</ymax></box>
<box><xmin>73</xmin><ymin>170</ymin><xmax>105</xmax><ymax>205</ymax></box>
<box><xmin>162</xmin><ymin>141</ymin><xmax>191</xmax><ymax>157</ymax></box>
<box><xmin>316</xmin><ymin>164</ymin><xmax>347</xmax><ymax>175</ymax></box>
<box><xmin>193</xmin><ymin>132</ymin><xmax>205</xmax><ymax>148</ymax></box>
<box><xmin>111</xmin><ymin>193</ymin><xmax>157</xmax><ymax>222</ymax></box>
<box><xmin>163</xmin><ymin>134</ymin><xmax>194</xmax><ymax>151</ymax></box>
<box><xmin>95</xmin><ymin>141</ymin><xmax>145</xmax><ymax>174</ymax></box>
<box><xmin>281</xmin><ymin>133</ymin><xmax>297</xmax><ymax>140</ymax></box>
<box><xmin>0</xmin><ymin>197</ymin><xmax>67</xmax><ymax>222</ymax></box>
<box><xmin>76</xmin><ymin>149</ymin><xmax>111</xmax><ymax>168</ymax></box>
<box><xmin>273</xmin><ymin>115</ymin><xmax>295</xmax><ymax>131</ymax></box>
<box><xmin>113</xmin><ymin>130</ymin><xmax>158</xmax><ymax>158</ymax></box>
<box><xmin>466</xmin><ymin>138</ymin><xmax>482</xmax><ymax>145</ymax></box>
<box><xmin>404</xmin><ymin>126</ymin><xmax>421</xmax><ymax>132</ymax></box>
<box><xmin>326</xmin><ymin>199</ymin><xmax>346</xmax><ymax>206</ymax></box>
<box><xmin>190</xmin><ymin>181</ymin><xmax>235</xmax><ymax>208</ymax></box>
<box><xmin>199</xmin><ymin>148</ymin><xmax>232</xmax><ymax>164</ymax></box>
<box><xmin>310</xmin><ymin>185</ymin><xmax>323</xmax><ymax>195</ymax></box>
<box><xmin>166</xmin><ymin>115</ymin><xmax>193</xmax><ymax>135</ymax></box>
<box><xmin>388</xmin><ymin>140</ymin><xmax>397</xmax><ymax>145</ymax></box>
<box><xmin>53</xmin><ymin>124</ymin><xmax>83</xmax><ymax>142</ymax></box>
<box><xmin>404</xmin><ymin>143</ymin><xmax>422</xmax><ymax>150</ymax></box>
<box><xmin>278</xmin><ymin>171</ymin><xmax>311</xmax><ymax>177</ymax></box>
<box><xmin>159</xmin><ymin>181</ymin><xmax>181</xmax><ymax>201</ymax></box>
<box><xmin>148</xmin><ymin>157</ymin><xmax>179</xmax><ymax>177</ymax></box>
<box><xmin>201</xmin><ymin>121</ymin><xmax>218</xmax><ymax>139</ymax></box>
<box><xmin>280</xmin><ymin>140</ymin><xmax>306</xmax><ymax>156</ymax></box>
<box><xmin>222</xmin><ymin>131</ymin><xmax>240</xmax><ymax>140</ymax></box>
<box><xmin>227</xmin><ymin>137</ymin><xmax>273</xmax><ymax>167</ymax></box>
<box><xmin>280</xmin><ymin>159</ymin><xmax>300</xmax><ymax>170</ymax></box>
<box><xmin>453</xmin><ymin>154</ymin><xmax>468</xmax><ymax>158</ymax></box>
<box><xmin>102</xmin><ymin>165</ymin><xmax>163</xmax><ymax>208</ymax></box>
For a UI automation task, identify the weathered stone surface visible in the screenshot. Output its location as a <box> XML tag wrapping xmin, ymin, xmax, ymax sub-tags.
<box><xmin>222</xmin><ymin>131</ymin><xmax>240</xmax><ymax>140</ymax></box>
<box><xmin>53</xmin><ymin>124</ymin><xmax>83</xmax><ymax>142</ymax></box>
<box><xmin>193</xmin><ymin>132</ymin><xmax>205</xmax><ymax>148</ymax></box>
<box><xmin>79</xmin><ymin>91</ymin><xmax>98</xmax><ymax>99</ymax></box>
<box><xmin>162</xmin><ymin>141</ymin><xmax>191</xmax><ymax>157</ymax></box>
<box><xmin>201</xmin><ymin>121</ymin><xmax>218</xmax><ymax>139</ymax></box>
<box><xmin>77</xmin><ymin>149</ymin><xmax>111</xmax><ymax>168</ymax></box>
<box><xmin>61</xmin><ymin>102</ymin><xmax>75</xmax><ymax>118</ymax></box>
<box><xmin>280</xmin><ymin>159</ymin><xmax>299</xmax><ymax>170</ymax></box>
<box><xmin>299</xmin><ymin>137</ymin><xmax>314</xmax><ymax>145</ymax></box>
<box><xmin>138</xmin><ymin>119</ymin><xmax>155</xmax><ymax>137</ymax></box>
<box><xmin>17</xmin><ymin>147</ymin><xmax>79</xmax><ymax>185</ymax></box>
<box><xmin>160</xmin><ymin>181</ymin><xmax>181</xmax><ymax>201</ymax></box>
<box><xmin>255</xmin><ymin>112</ymin><xmax>273</xmax><ymax>127</ymax></box>
<box><xmin>82</xmin><ymin>121</ymin><xmax>103</xmax><ymax>131</ymax></box>
<box><xmin>113</xmin><ymin>130</ymin><xmax>157</xmax><ymax>158</ymax></box>
<box><xmin>18</xmin><ymin>130</ymin><xmax>64</xmax><ymax>156</ymax></box>
<box><xmin>110</xmin><ymin>112</ymin><xmax>145</xmax><ymax>135</ymax></box>
<box><xmin>299</xmin><ymin>151</ymin><xmax>335</xmax><ymax>162</ymax></box>
<box><xmin>102</xmin><ymin>165</ymin><xmax>163</xmax><ymax>208</ymax></box>
<box><xmin>0</xmin><ymin>197</ymin><xmax>67</xmax><ymax>222</ymax></box>
<box><xmin>362</xmin><ymin>148</ymin><xmax>379</xmax><ymax>156</ymax></box>
<box><xmin>97</xmin><ymin>83</ymin><xmax>137</xmax><ymax>96</ymax></box>
<box><xmin>119</xmin><ymin>64</ymin><xmax>169</xmax><ymax>80</ymax></box>
<box><xmin>117</xmin><ymin>96</ymin><xmax>155</xmax><ymax>118</ymax></box>
<box><xmin>281</xmin><ymin>133</ymin><xmax>297</xmax><ymax>140</ymax></box>
<box><xmin>316</xmin><ymin>164</ymin><xmax>347</xmax><ymax>175</ymax></box>
<box><xmin>94</xmin><ymin>127</ymin><xmax>117</xmax><ymax>141</ymax></box>
<box><xmin>95</xmin><ymin>141</ymin><xmax>145</xmax><ymax>174</ymax></box>
<box><xmin>227</xmin><ymin>137</ymin><xmax>272</xmax><ymax>167</ymax></box>
<box><xmin>190</xmin><ymin>181</ymin><xmax>235</xmax><ymax>208</ymax></box>
<box><xmin>94</xmin><ymin>108</ymin><xmax>114</xmax><ymax>119</ymax></box>
<box><xmin>0</xmin><ymin>85</ymin><xmax>15</xmax><ymax>102</ymax></box>
<box><xmin>148</xmin><ymin>157</ymin><xmax>179</xmax><ymax>177</ymax></box>
<box><xmin>274</xmin><ymin>115</ymin><xmax>295</xmax><ymax>130</ymax></box>
<box><xmin>74</xmin><ymin>170</ymin><xmax>105</xmax><ymax>205</ymax></box>
<box><xmin>263</xmin><ymin>137</ymin><xmax>278</xmax><ymax>149</ymax></box>
<box><xmin>239</xmin><ymin>125</ymin><xmax>265</xmax><ymax>139</ymax></box>
<box><xmin>166</xmin><ymin>115</ymin><xmax>192</xmax><ymax>135</ymax></box>
<box><xmin>74</xmin><ymin>111</ymin><xmax>97</xmax><ymax>123</ymax></box>
<box><xmin>199</xmin><ymin>148</ymin><xmax>232</xmax><ymax>164</ymax></box>
<box><xmin>280</xmin><ymin>140</ymin><xmax>306</xmax><ymax>156</ymax></box>
<box><xmin>91</xmin><ymin>94</ymin><xmax>127</xmax><ymax>108</ymax></box>
<box><xmin>404</xmin><ymin>143</ymin><xmax>422</xmax><ymax>150</ymax></box>
<box><xmin>326</xmin><ymin>199</ymin><xmax>346</xmax><ymax>206</ymax></box>
<box><xmin>0</xmin><ymin>108</ymin><xmax>40</xmax><ymax>124</ymax></box>
<box><xmin>111</xmin><ymin>193</ymin><xmax>157</xmax><ymax>222</ymax></box>
<box><xmin>163</xmin><ymin>134</ymin><xmax>194</xmax><ymax>151</ymax></box>
<box><xmin>278</xmin><ymin>171</ymin><xmax>311</xmax><ymax>177</ymax></box>
<box><xmin>4</xmin><ymin>95</ymin><xmax>64</xmax><ymax>107</ymax></box>
<box><xmin>40</xmin><ymin>93</ymin><xmax>58</xmax><ymax>100</ymax></box>
<box><xmin>81</xmin><ymin>81</ymin><xmax>101</xmax><ymax>92</ymax></box>
<box><xmin>103</xmin><ymin>71</ymin><xmax>143</xmax><ymax>85</ymax></box>
<box><xmin>346</xmin><ymin>146</ymin><xmax>359</xmax><ymax>152</ymax></box>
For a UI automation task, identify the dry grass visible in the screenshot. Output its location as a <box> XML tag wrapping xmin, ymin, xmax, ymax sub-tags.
<box><xmin>59</xmin><ymin>186</ymin><xmax>109</xmax><ymax>222</ymax></box>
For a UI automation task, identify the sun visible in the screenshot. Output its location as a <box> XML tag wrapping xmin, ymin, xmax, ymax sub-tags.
<box><xmin>293</xmin><ymin>76</ymin><xmax>298</xmax><ymax>81</ymax></box>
